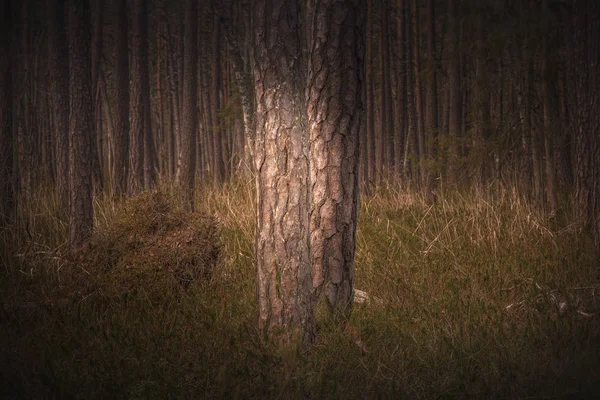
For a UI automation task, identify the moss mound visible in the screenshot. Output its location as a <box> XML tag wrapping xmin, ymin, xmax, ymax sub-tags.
<box><xmin>84</xmin><ymin>191</ymin><xmax>220</xmax><ymax>301</ymax></box>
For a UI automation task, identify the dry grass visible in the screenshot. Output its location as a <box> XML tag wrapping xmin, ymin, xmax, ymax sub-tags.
<box><xmin>1</xmin><ymin>179</ymin><xmax>599</xmax><ymax>399</ymax></box>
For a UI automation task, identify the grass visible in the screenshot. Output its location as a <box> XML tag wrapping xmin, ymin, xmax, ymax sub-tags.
<box><xmin>1</xmin><ymin>179</ymin><xmax>599</xmax><ymax>399</ymax></box>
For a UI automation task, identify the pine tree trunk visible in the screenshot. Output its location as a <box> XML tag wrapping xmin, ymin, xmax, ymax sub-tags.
<box><xmin>307</xmin><ymin>0</ymin><xmax>364</xmax><ymax>318</ymax></box>
<box><xmin>47</xmin><ymin>0</ymin><xmax>70</xmax><ymax>213</ymax></box>
<box><xmin>0</xmin><ymin>0</ymin><xmax>14</xmax><ymax>223</ymax></box>
<box><xmin>67</xmin><ymin>0</ymin><xmax>94</xmax><ymax>249</ymax></box>
<box><xmin>253</xmin><ymin>0</ymin><xmax>314</xmax><ymax>345</ymax></box>
<box><xmin>180</xmin><ymin>0</ymin><xmax>197</xmax><ymax>212</ymax></box>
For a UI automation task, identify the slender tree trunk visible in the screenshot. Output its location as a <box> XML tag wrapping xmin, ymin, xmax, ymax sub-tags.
<box><xmin>181</xmin><ymin>0</ymin><xmax>197</xmax><ymax>212</ymax></box>
<box><xmin>568</xmin><ymin>0</ymin><xmax>600</xmax><ymax>244</ymax></box>
<box><xmin>91</xmin><ymin>0</ymin><xmax>104</xmax><ymax>191</ymax></box>
<box><xmin>0</xmin><ymin>0</ymin><xmax>14</xmax><ymax>223</ymax></box>
<box><xmin>447</xmin><ymin>0</ymin><xmax>461</xmax><ymax>184</ymax></box>
<box><xmin>47</xmin><ymin>0</ymin><xmax>70</xmax><ymax>213</ymax></box>
<box><xmin>394</xmin><ymin>0</ymin><xmax>407</xmax><ymax>181</ymax></box>
<box><xmin>424</xmin><ymin>0</ymin><xmax>438</xmax><ymax>195</ymax></box>
<box><xmin>211</xmin><ymin>15</ymin><xmax>225</xmax><ymax>185</ymax></box>
<box><xmin>128</xmin><ymin>0</ymin><xmax>147</xmax><ymax>194</ymax></box>
<box><xmin>67</xmin><ymin>0</ymin><xmax>94</xmax><ymax>249</ymax></box>
<box><xmin>113</xmin><ymin>0</ymin><xmax>129</xmax><ymax>197</ymax></box>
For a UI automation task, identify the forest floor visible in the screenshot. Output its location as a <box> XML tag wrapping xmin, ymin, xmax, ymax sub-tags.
<box><xmin>1</xmin><ymin>179</ymin><xmax>599</xmax><ymax>399</ymax></box>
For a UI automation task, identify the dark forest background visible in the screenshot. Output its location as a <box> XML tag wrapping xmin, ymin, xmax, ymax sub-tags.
<box><xmin>1</xmin><ymin>0</ymin><xmax>599</xmax><ymax>240</ymax></box>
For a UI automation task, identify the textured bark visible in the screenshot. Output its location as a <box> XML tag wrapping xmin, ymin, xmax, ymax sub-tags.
<box><xmin>67</xmin><ymin>0</ymin><xmax>94</xmax><ymax>249</ymax></box>
<box><xmin>253</xmin><ymin>0</ymin><xmax>314</xmax><ymax>344</ymax></box>
<box><xmin>307</xmin><ymin>0</ymin><xmax>363</xmax><ymax>317</ymax></box>
<box><xmin>113</xmin><ymin>0</ymin><xmax>129</xmax><ymax>197</ymax></box>
<box><xmin>180</xmin><ymin>0</ymin><xmax>197</xmax><ymax>212</ymax></box>
<box><xmin>0</xmin><ymin>0</ymin><xmax>14</xmax><ymax>223</ymax></box>
<box><xmin>47</xmin><ymin>0</ymin><xmax>70</xmax><ymax>213</ymax></box>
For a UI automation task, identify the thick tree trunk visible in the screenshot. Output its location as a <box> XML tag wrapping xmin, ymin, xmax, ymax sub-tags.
<box><xmin>253</xmin><ymin>0</ymin><xmax>314</xmax><ymax>344</ymax></box>
<box><xmin>180</xmin><ymin>0</ymin><xmax>197</xmax><ymax>212</ymax></box>
<box><xmin>307</xmin><ymin>0</ymin><xmax>363</xmax><ymax>318</ymax></box>
<box><xmin>67</xmin><ymin>0</ymin><xmax>94</xmax><ymax>249</ymax></box>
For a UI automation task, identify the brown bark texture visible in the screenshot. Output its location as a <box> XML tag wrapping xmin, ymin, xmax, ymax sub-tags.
<box><xmin>253</xmin><ymin>0</ymin><xmax>314</xmax><ymax>344</ymax></box>
<box><xmin>306</xmin><ymin>0</ymin><xmax>363</xmax><ymax>317</ymax></box>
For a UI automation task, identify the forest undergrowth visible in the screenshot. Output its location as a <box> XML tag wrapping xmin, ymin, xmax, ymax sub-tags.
<box><xmin>1</xmin><ymin>179</ymin><xmax>599</xmax><ymax>399</ymax></box>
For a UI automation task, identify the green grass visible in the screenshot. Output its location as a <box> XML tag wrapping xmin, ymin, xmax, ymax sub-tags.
<box><xmin>1</xmin><ymin>180</ymin><xmax>599</xmax><ymax>399</ymax></box>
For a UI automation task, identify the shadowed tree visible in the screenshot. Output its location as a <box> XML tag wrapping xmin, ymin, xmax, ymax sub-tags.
<box><xmin>307</xmin><ymin>0</ymin><xmax>364</xmax><ymax>318</ymax></box>
<box><xmin>113</xmin><ymin>0</ymin><xmax>129</xmax><ymax>197</ymax></box>
<box><xmin>129</xmin><ymin>0</ymin><xmax>155</xmax><ymax>193</ymax></box>
<box><xmin>47</xmin><ymin>0</ymin><xmax>70</xmax><ymax>214</ymax></box>
<box><xmin>0</xmin><ymin>0</ymin><xmax>14</xmax><ymax>223</ymax></box>
<box><xmin>67</xmin><ymin>0</ymin><xmax>94</xmax><ymax>248</ymax></box>
<box><xmin>180</xmin><ymin>0</ymin><xmax>198</xmax><ymax>212</ymax></box>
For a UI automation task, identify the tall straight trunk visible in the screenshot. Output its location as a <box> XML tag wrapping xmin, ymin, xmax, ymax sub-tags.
<box><xmin>542</xmin><ymin>23</ymin><xmax>558</xmax><ymax>212</ymax></box>
<box><xmin>47</xmin><ymin>0</ymin><xmax>70</xmax><ymax>213</ymax></box>
<box><xmin>381</xmin><ymin>0</ymin><xmax>394</xmax><ymax>177</ymax></box>
<box><xmin>128</xmin><ymin>0</ymin><xmax>145</xmax><ymax>194</ymax></box>
<box><xmin>410</xmin><ymin>0</ymin><xmax>426</xmax><ymax>190</ymax></box>
<box><xmin>211</xmin><ymin>15</ymin><xmax>225</xmax><ymax>184</ymax></box>
<box><xmin>568</xmin><ymin>0</ymin><xmax>600</xmax><ymax>244</ymax></box>
<box><xmin>67</xmin><ymin>0</ymin><xmax>94</xmax><ymax>249</ymax></box>
<box><xmin>447</xmin><ymin>0</ymin><xmax>461</xmax><ymax>184</ymax></box>
<box><xmin>140</xmin><ymin>0</ymin><xmax>156</xmax><ymax>189</ymax></box>
<box><xmin>0</xmin><ymin>0</ymin><xmax>14</xmax><ymax>223</ymax></box>
<box><xmin>216</xmin><ymin>1</ymin><xmax>256</xmax><ymax>175</ymax></box>
<box><xmin>253</xmin><ymin>0</ymin><xmax>313</xmax><ymax>344</ymax></box>
<box><xmin>424</xmin><ymin>0</ymin><xmax>438</xmax><ymax>194</ymax></box>
<box><xmin>394</xmin><ymin>0</ymin><xmax>407</xmax><ymax>181</ymax></box>
<box><xmin>90</xmin><ymin>0</ymin><xmax>104</xmax><ymax>191</ymax></box>
<box><xmin>307</xmin><ymin>0</ymin><xmax>364</xmax><ymax>318</ymax></box>
<box><xmin>181</xmin><ymin>0</ymin><xmax>197</xmax><ymax>211</ymax></box>
<box><xmin>473</xmin><ymin>11</ymin><xmax>490</xmax><ymax>187</ymax></box>
<box><xmin>365</xmin><ymin>1</ymin><xmax>375</xmax><ymax>190</ymax></box>
<box><xmin>113</xmin><ymin>0</ymin><xmax>129</xmax><ymax>197</ymax></box>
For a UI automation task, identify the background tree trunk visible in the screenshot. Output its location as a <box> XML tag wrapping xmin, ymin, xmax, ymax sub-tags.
<box><xmin>113</xmin><ymin>0</ymin><xmax>129</xmax><ymax>197</ymax></box>
<box><xmin>67</xmin><ymin>0</ymin><xmax>94</xmax><ymax>249</ymax></box>
<box><xmin>47</xmin><ymin>0</ymin><xmax>70</xmax><ymax>214</ymax></box>
<box><xmin>180</xmin><ymin>0</ymin><xmax>197</xmax><ymax>212</ymax></box>
<box><xmin>0</xmin><ymin>0</ymin><xmax>14</xmax><ymax>223</ymax></box>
